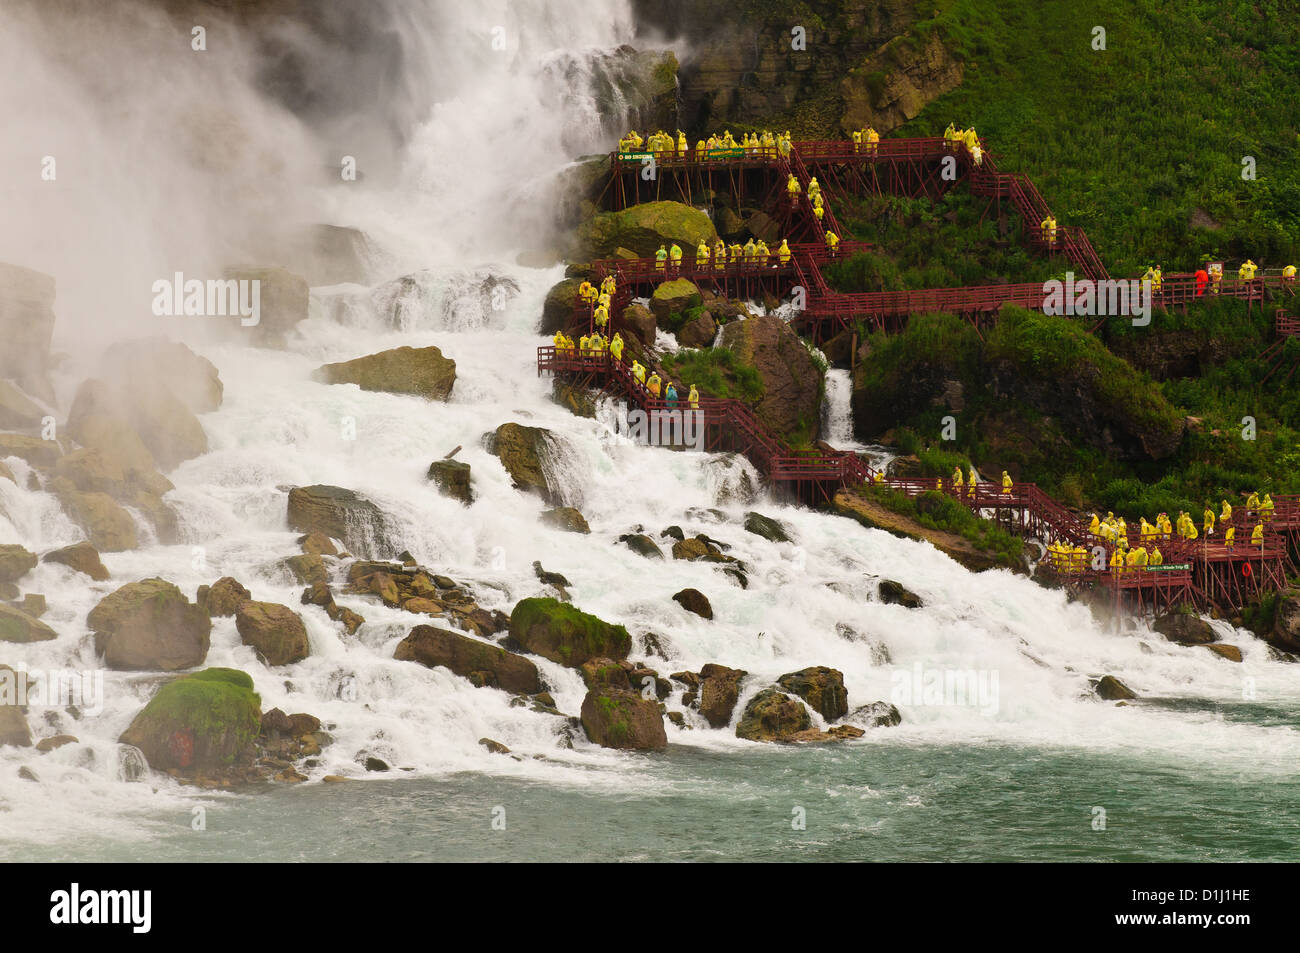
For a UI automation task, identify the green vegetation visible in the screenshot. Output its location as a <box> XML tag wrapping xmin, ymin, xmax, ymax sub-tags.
<box><xmin>662</xmin><ymin>346</ymin><xmax>765</xmax><ymax>401</ymax></box>
<box><xmin>826</xmin><ymin>192</ymin><xmax>1061</xmax><ymax>290</ymax></box>
<box><xmin>901</xmin><ymin>0</ymin><xmax>1300</xmax><ymax>274</ymax></box>
<box><xmin>133</xmin><ymin>668</ymin><xmax>261</xmax><ymax>766</ymax></box>
<box><xmin>509</xmin><ymin>597</ymin><xmax>631</xmax><ymax>664</ymax></box>
<box><xmin>865</xmin><ymin>486</ymin><xmax>1026</xmax><ymax>568</ymax></box>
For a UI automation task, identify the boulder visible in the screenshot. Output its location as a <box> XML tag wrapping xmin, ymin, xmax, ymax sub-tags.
<box><xmin>88</xmin><ymin>578</ymin><xmax>211</xmax><ymax>671</ymax></box>
<box><xmin>0</xmin><ymin>665</ymin><xmax>32</xmax><ymax>747</ymax></box>
<box><xmin>672</xmin><ymin>537</ymin><xmax>720</xmax><ymax>561</ymax></box>
<box><xmin>485</xmin><ymin>423</ymin><xmax>562</xmax><ymax>502</ymax></box>
<box><xmin>1094</xmin><ymin>675</ymin><xmax>1137</xmax><ymax>701</ymax></box>
<box><xmin>282</xmin><ymin>553</ymin><xmax>327</xmax><ymax>586</ymax></box>
<box><xmin>849</xmin><ymin>701</ymin><xmax>902</xmax><ymax>728</ymax></box>
<box><xmin>621</xmin><ymin>302</ymin><xmax>657</xmax><ymax>346</ymax></box>
<box><xmin>427</xmin><ymin>459</ymin><xmax>473</xmax><ymax>504</ymax></box>
<box><xmin>0</xmin><ymin>603</ymin><xmax>58</xmax><ymax>643</ymax></box>
<box><xmin>788</xmin><ymin>724</ymin><xmax>867</xmax><ymax>743</ymax></box>
<box><xmin>777</xmin><ymin>666</ymin><xmax>849</xmax><ymax>721</ymax></box>
<box><xmin>508</xmin><ymin>597</ymin><xmax>631</xmax><ymax>667</ymax></box>
<box><xmin>394</xmin><ymin>625</ymin><xmax>542</xmax><ymax>694</ymax></box>
<box><xmin>235</xmin><ymin>602</ymin><xmax>311</xmax><ymax>666</ymax></box>
<box><xmin>196</xmin><ymin>576</ymin><xmax>252</xmax><ymax>617</ymax></box>
<box><xmin>119</xmin><ymin>668</ymin><xmax>261</xmax><ymax>774</ymax></box>
<box><xmin>222</xmin><ymin>266</ymin><xmax>309</xmax><ymax>347</ymax></box>
<box><xmin>313</xmin><ymin>345</ymin><xmax>456</xmax><ymax>401</ymax></box>
<box><xmin>743</xmin><ymin>511</ymin><xmax>789</xmax><ymax>542</ymax></box>
<box><xmin>577</xmin><ymin>200</ymin><xmax>718</xmax><ymax>260</ymax></box>
<box><xmin>532</xmin><ymin>561</ymin><xmax>571</xmax><ymax>588</ymax></box>
<box><xmin>68</xmin><ymin>376</ymin><xmax>207</xmax><ymax>473</ymax></box>
<box><xmin>719</xmin><ymin>315</ymin><xmax>823</xmax><ymax>444</ymax></box>
<box><xmin>551</xmin><ymin>380</ymin><xmax>598</xmax><ymax>419</ymax></box>
<box><xmin>51</xmin><ymin>485</ymin><xmax>138</xmax><ymax>552</ymax></box>
<box><xmin>53</xmin><ymin>448</ymin><xmax>128</xmax><ymax>496</ymax></box>
<box><xmin>619</xmin><ymin>533</ymin><xmax>664</xmax><ymax>559</ymax></box>
<box><xmin>1153</xmin><ymin>612</ymin><xmax>1217</xmax><ymax>645</ymax></box>
<box><xmin>579</xmin><ymin>657</ymin><xmax>632</xmax><ymax>690</ymax></box>
<box><xmin>580</xmin><ymin>686</ymin><xmax>667</xmax><ymax>750</ymax></box>
<box><xmin>0</xmin><ymin>262</ymin><xmax>57</xmax><ymax>400</ymax></box>
<box><xmin>672</xmin><ymin>588</ymin><xmax>713</xmax><ymax>620</ymax></box>
<box><xmin>697</xmin><ymin>663</ymin><xmax>746</xmax><ymax>728</ymax></box>
<box><xmin>649</xmin><ymin>279</ymin><xmax>702</xmax><ymax>329</ymax></box>
<box><xmin>1205</xmin><ymin>644</ymin><xmax>1243</xmax><ymax>663</ymax></box>
<box><xmin>541</xmin><ymin>278</ymin><xmax>582</xmax><ymax>336</ymax></box>
<box><xmin>1272</xmin><ymin>589</ymin><xmax>1300</xmax><ymax>653</ymax></box>
<box><xmin>286</xmin><ymin>485</ymin><xmax>388</xmax><ymax>558</ymax></box>
<box><xmin>541</xmin><ymin>507</ymin><xmax>590</xmax><ymax>534</ymax></box>
<box><xmin>0</xmin><ymin>380</ymin><xmax>44</xmax><ymax>430</ymax></box>
<box><xmin>0</xmin><ymin>545</ymin><xmax>37</xmax><ymax>584</ymax></box>
<box><xmin>99</xmin><ymin>338</ymin><xmax>223</xmax><ymax>413</ymax></box>
<box><xmin>36</xmin><ymin>734</ymin><xmax>77</xmax><ymax>753</ymax></box>
<box><xmin>0</xmin><ymin>432</ymin><xmax>61</xmax><ymax>467</ymax></box>
<box><xmin>299</xmin><ymin>532</ymin><xmax>339</xmax><ymax>556</ymax></box>
<box><xmin>878</xmin><ymin>579</ymin><xmax>923</xmax><ymax>609</ymax></box>
<box><xmin>735</xmin><ymin>689</ymin><xmax>812</xmax><ymax>742</ymax></box>
<box><xmin>41</xmin><ymin>542</ymin><xmax>110</xmax><ymax>581</ymax></box>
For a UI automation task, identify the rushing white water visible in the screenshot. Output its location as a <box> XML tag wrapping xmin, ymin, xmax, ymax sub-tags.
<box><xmin>1</xmin><ymin>0</ymin><xmax>1297</xmax><ymax>853</ymax></box>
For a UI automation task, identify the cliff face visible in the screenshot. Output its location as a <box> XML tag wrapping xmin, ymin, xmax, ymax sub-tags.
<box><xmin>630</xmin><ymin>0</ymin><xmax>962</xmax><ymax>137</ymax></box>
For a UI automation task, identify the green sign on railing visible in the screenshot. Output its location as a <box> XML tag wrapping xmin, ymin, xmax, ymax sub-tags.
<box><xmin>618</xmin><ymin>152</ymin><xmax>654</xmax><ymax>161</ymax></box>
<box><xmin>1146</xmin><ymin>564</ymin><xmax>1190</xmax><ymax>571</ymax></box>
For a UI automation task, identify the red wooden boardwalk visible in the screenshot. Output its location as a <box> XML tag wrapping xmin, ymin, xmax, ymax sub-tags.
<box><xmin>545</xmin><ymin>135</ymin><xmax>1299</xmax><ymax>613</ymax></box>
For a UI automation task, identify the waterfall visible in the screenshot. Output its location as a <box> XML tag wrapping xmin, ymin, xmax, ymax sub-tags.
<box><xmin>0</xmin><ymin>0</ymin><xmax>1295</xmax><ymax>857</ymax></box>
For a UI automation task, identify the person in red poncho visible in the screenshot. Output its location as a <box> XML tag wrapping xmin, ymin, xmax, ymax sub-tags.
<box><xmin>1194</xmin><ymin>267</ymin><xmax>1209</xmax><ymax>296</ymax></box>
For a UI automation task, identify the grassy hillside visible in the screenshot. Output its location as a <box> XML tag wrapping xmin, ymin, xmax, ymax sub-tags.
<box><xmin>898</xmin><ymin>0</ymin><xmax>1300</xmax><ymax>275</ymax></box>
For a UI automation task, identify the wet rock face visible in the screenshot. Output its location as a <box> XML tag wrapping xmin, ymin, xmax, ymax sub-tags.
<box><xmin>395</xmin><ymin>625</ymin><xmax>542</xmax><ymax>695</ymax></box>
<box><xmin>427</xmin><ymin>459</ymin><xmax>473</xmax><ymax>504</ymax></box>
<box><xmin>0</xmin><ymin>262</ymin><xmax>57</xmax><ymax>401</ymax></box>
<box><xmin>629</xmin><ymin>0</ymin><xmax>940</xmax><ymax>136</ymax></box>
<box><xmin>87</xmin><ymin>578</ymin><xmax>212</xmax><ymax>671</ymax></box>
<box><xmin>118</xmin><ymin>668</ymin><xmax>262</xmax><ymax>783</ymax></box>
<box><xmin>235</xmin><ymin>601</ymin><xmax>311</xmax><ymax>667</ymax></box>
<box><xmin>718</xmin><ymin>315</ymin><xmax>822</xmax><ymax>445</ymax></box>
<box><xmin>313</xmin><ymin>345</ymin><xmax>456</xmax><ymax>401</ymax></box>
<box><xmin>697</xmin><ymin>663</ymin><xmax>746</xmax><ymax>728</ymax></box>
<box><xmin>508</xmin><ymin>597</ymin><xmax>631</xmax><ymax>667</ymax></box>
<box><xmin>484</xmin><ymin>423</ymin><xmax>570</xmax><ymax>505</ymax></box>
<box><xmin>286</xmin><ymin>485</ymin><xmax>391</xmax><ymax>559</ymax></box>
<box><xmin>735</xmin><ymin>688</ymin><xmax>812</xmax><ymax>742</ymax></box>
<box><xmin>777</xmin><ymin>666</ymin><xmax>848</xmax><ymax>721</ymax></box>
<box><xmin>580</xmin><ymin>686</ymin><xmax>667</xmax><ymax>750</ymax></box>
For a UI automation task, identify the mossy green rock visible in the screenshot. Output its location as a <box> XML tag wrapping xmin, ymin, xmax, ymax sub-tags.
<box><xmin>541</xmin><ymin>279</ymin><xmax>582</xmax><ymax>336</ymax></box>
<box><xmin>119</xmin><ymin>667</ymin><xmax>261</xmax><ymax>773</ymax></box>
<box><xmin>649</xmin><ymin>279</ymin><xmax>702</xmax><ymax>328</ymax></box>
<box><xmin>0</xmin><ymin>544</ymin><xmax>37</xmax><ymax>583</ymax></box>
<box><xmin>88</xmin><ymin>578</ymin><xmax>211</xmax><ymax>670</ymax></box>
<box><xmin>736</xmin><ymin>688</ymin><xmax>812</xmax><ymax>742</ymax></box>
<box><xmin>0</xmin><ymin>603</ymin><xmax>58</xmax><ymax>643</ymax></box>
<box><xmin>580</xmin><ymin>686</ymin><xmax>667</xmax><ymax>750</ymax></box>
<box><xmin>314</xmin><ymin>345</ymin><xmax>456</xmax><ymax>401</ymax></box>
<box><xmin>509</xmin><ymin>597</ymin><xmax>631</xmax><ymax>667</ymax></box>
<box><xmin>578</xmin><ymin>201</ymin><xmax>718</xmax><ymax>260</ymax></box>
<box><xmin>395</xmin><ymin>625</ymin><xmax>542</xmax><ymax>694</ymax></box>
<box><xmin>777</xmin><ymin>666</ymin><xmax>849</xmax><ymax>721</ymax></box>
